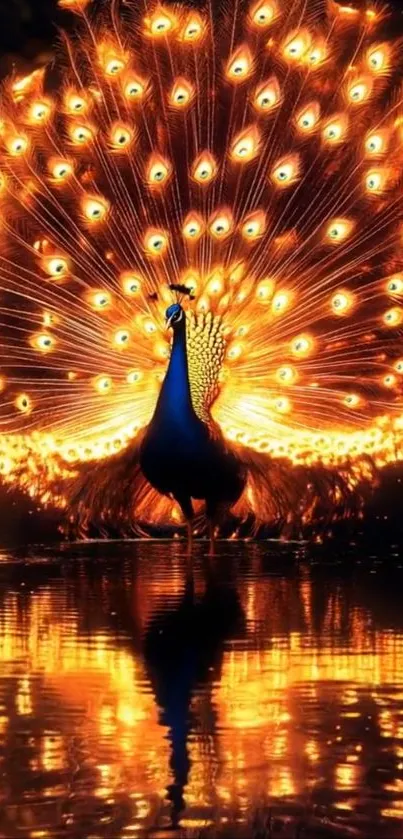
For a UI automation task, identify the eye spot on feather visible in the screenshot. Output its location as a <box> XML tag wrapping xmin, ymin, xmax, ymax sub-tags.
<box><xmin>291</xmin><ymin>333</ymin><xmax>314</xmax><ymax>357</ymax></box>
<box><xmin>209</xmin><ymin>209</ymin><xmax>234</xmax><ymax>240</ymax></box>
<box><xmin>386</xmin><ymin>275</ymin><xmax>403</xmax><ymax>296</ymax></box>
<box><xmin>109</xmin><ymin>123</ymin><xmax>135</xmax><ymax>151</ymax></box>
<box><xmin>169</xmin><ymin>78</ymin><xmax>194</xmax><ymax>108</ymax></box>
<box><xmin>276</xmin><ymin>366</ymin><xmax>297</xmax><ymax>385</ymax></box>
<box><xmin>383</xmin><ymin>307</ymin><xmax>402</xmax><ymax>327</ymax></box>
<box><xmin>145</xmin><ymin>8</ymin><xmax>177</xmax><ymax>37</ymax></box>
<box><xmin>29</xmin><ymin>99</ymin><xmax>52</xmax><ymax>124</ymax></box>
<box><xmin>325</xmin><ymin>218</ymin><xmax>353</xmax><ymax>244</ymax></box>
<box><xmin>366</xmin><ymin>44</ymin><xmax>389</xmax><ymax>74</ymax></box>
<box><xmin>6</xmin><ymin>134</ymin><xmax>28</xmax><ymax>156</ymax></box>
<box><xmin>65</xmin><ymin>93</ymin><xmax>88</xmax><ymax>115</ymax></box>
<box><xmin>43</xmin><ymin>256</ymin><xmax>70</xmax><ymax>279</ymax></box>
<box><xmin>282</xmin><ymin>30</ymin><xmax>311</xmax><ymax>62</ymax></box>
<box><xmin>394</xmin><ymin>359</ymin><xmax>403</xmax><ymax>374</ymax></box>
<box><xmin>144</xmin><ymin>228</ymin><xmax>169</xmax><ymax>257</ymax></box>
<box><xmin>271</xmin><ymin>154</ymin><xmax>300</xmax><ymax>187</ymax></box>
<box><xmin>15</xmin><ymin>393</ymin><xmax>32</xmax><ymax>414</ymax></box>
<box><xmin>322</xmin><ymin>114</ymin><xmax>348</xmax><ymax>145</ymax></box>
<box><xmin>114</xmin><ymin>329</ymin><xmax>130</xmax><ymax>348</ymax></box>
<box><xmin>365</xmin><ymin>131</ymin><xmax>388</xmax><ymax>156</ymax></box>
<box><xmin>82</xmin><ymin>195</ymin><xmax>109</xmax><ymax>223</ymax></box>
<box><xmin>147</xmin><ymin>154</ymin><xmax>172</xmax><ymax>187</ymax></box>
<box><xmin>93</xmin><ymin>375</ymin><xmax>113</xmax><ymax>394</ymax></box>
<box><xmin>226</xmin><ymin>45</ymin><xmax>254</xmax><ymax>83</ymax></box>
<box><xmin>274</xmin><ymin>396</ymin><xmax>291</xmax><ymax>413</ymax></box>
<box><xmin>182</xmin><ymin>211</ymin><xmax>204</xmax><ymax>241</ymax></box>
<box><xmin>296</xmin><ymin>102</ymin><xmax>320</xmax><ymax>134</ymax></box>
<box><xmin>241</xmin><ymin>210</ymin><xmax>266</xmax><ymax>241</ymax></box>
<box><xmin>120</xmin><ymin>272</ymin><xmax>142</xmax><ymax>296</ymax></box>
<box><xmin>127</xmin><ymin>369</ymin><xmax>143</xmax><ymax>385</ymax></box>
<box><xmin>179</xmin><ymin>12</ymin><xmax>205</xmax><ymax>42</ymax></box>
<box><xmin>191</xmin><ymin>151</ymin><xmax>217</xmax><ymax>184</ymax></box>
<box><xmin>383</xmin><ymin>374</ymin><xmax>396</xmax><ymax>388</ymax></box>
<box><xmin>343</xmin><ymin>393</ymin><xmax>361</xmax><ymax>408</ymax></box>
<box><xmin>31</xmin><ymin>332</ymin><xmax>56</xmax><ymax>353</ymax></box>
<box><xmin>49</xmin><ymin>158</ymin><xmax>74</xmax><ymax>182</ymax></box>
<box><xmin>249</xmin><ymin>0</ymin><xmax>277</xmax><ymax>28</ymax></box>
<box><xmin>89</xmin><ymin>290</ymin><xmax>112</xmax><ymax>310</ymax></box>
<box><xmin>331</xmin><ymin>291</ymin><xmax>354</xmax><ymax>316</ymax></box>
<box><xmin>230</xmin><ymin>125</ymin><xmax>261</xmax><ymax>162</ymax></box>
<box><xmin>69</xmin><ymin>123</ymin><xmax>95</xmax><ymax>146</ymax></box>
<box><xmin>346</xmin><ymin>77</ymin><xmax>372</xmax><ymax>105</ymax></box>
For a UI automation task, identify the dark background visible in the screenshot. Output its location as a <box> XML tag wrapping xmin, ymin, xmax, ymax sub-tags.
<box><xmin>0</xmin><ymin>0</ymin><xmax>403</xmax><ymax>546</ymax></box>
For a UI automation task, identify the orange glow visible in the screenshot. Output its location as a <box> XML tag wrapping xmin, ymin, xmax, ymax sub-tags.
<box><xmin>182</xmin><ymin>211</ymin><xmax>205</xmax><ymax>241</ymax></box>
<box><xmin>295</xmin><ymin>101</ymin><xmax>320</xmax><ymax>134</ymax></box>
<box><xmin>282</xmin><ymin>29</ymin><xmax>312</xmax><ymax>62</ymax></box>
<box><xmin>230</xmin><ymin>125</ymin><xmax>261</xmax><ymax>162</ymax></box>
<box><xmin>346</xmin><ymin>76</ymin><xmax>373</xmax><ymax>105</ymax></box>
<box><xmin>109</xmin><ymin>122</ymin><xmax>136</xmax><ymax>151</ymax></box>
<box><xmin>249</xmin><ymin>0</ymin><xmax>278</xmax><ymax>28</ymax></box>
<box><xmin>241</xmin><ymin>210</ymin><xmax>266</xmax><ymax>241</ymax></box>
<box><xmin>253</xmin><ymin>76</ymin><xmax>281</xmax><ymax>112</ymax></box>
<box><xmin>81</xmin><ymin>195</ymin><xmax>110</xmax><ymax>223</ymax></box>
<box><xmin>191</xmin><ymin>151</ymin><xmax>218</xmax><ymax>184</ymax></box>
<box><xmin>271</xmin><ymin>153</ymin><xmax>301</xmax><ymax>187</ymax></box>
<box><xmin>325</xmin><ymin>218</ymin><xmax>354</xmax><ymax>244</ymax></box>
<box><xmin>146</xmin><ymin>153</ymin><xmax>172</xmax><ymax>187</ymax></box>
<box><xmin>322</xmin><ymin>113</ymin><xmax>349</xmax><ymax>144</ymax></box>
<box><xmin>48</xmin><ymin>157</ymin><xmax>74</xmax><ymax>182</ymax></box>
<box><xmin>178</xmin><ymin>12</ymin><xmax>206</xmax><ymax>43</ymax></box>
<box><xmin>144</xmin><ymin>6</ymin><xmax>177</xmax><ymax>37</ymax></box>
<box><xmin>225</xmin><ymin>45</ymin><xmax>254</xmax><ymax>83</ymax></box>
<box><xmin>208</xmin><ymin>208</ymin><xmax>234</xmax><ymax>240</ymax></box>
<box><xmin>144</xmin><ymin>227</ymin><xmax>169</xmax><ymax>256</ymax></box>
<box><xmin>168</xmin><ymin>78</ymin><xmax>194</xmax><ymax>108</ymax></box>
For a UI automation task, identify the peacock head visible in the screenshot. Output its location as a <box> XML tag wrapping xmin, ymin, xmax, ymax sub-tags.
<box><xmin>165</xmin><ymin>303</ymin><xmax>184</xmax><ymax>330</ymax></box>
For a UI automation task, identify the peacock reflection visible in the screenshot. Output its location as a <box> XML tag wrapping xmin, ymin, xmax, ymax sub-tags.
<box><xmin>0</xmin><ymin>547</ymin><xmax>403</xmax><ymax>835</ymax></box>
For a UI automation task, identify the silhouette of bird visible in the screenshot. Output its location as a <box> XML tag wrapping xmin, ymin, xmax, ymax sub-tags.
<box><xmin>0</xmin><ymin>0</ymin><xmax>402</xmax><ymax>544</ymax></box>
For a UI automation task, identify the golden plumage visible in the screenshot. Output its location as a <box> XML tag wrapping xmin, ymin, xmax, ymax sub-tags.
<box><xmin>0</xmin><ymin>0</ymin><xmax>402</xmax><ymax>530</ymax></box>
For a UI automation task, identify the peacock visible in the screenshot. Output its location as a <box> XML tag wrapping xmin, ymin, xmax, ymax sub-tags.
<box><xmin>0</xmin><ymin>0</ymin><xmax>402</xmax><ymax>546</ymax></box>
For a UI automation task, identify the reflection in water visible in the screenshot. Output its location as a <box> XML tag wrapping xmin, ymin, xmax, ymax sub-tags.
<box><xmin>0</xmin><ymin>542</ymin><xmax>402</xmax><ymax>836</ymax></box>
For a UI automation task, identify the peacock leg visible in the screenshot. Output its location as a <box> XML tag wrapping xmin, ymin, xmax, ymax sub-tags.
<box><xmin>208</xmin><ymin>521</ymin><xmax>215</xmax><ymax>556</ymax></box>
<box><xmin>175</xmin><ymin>495</ymin><xmax>195</xmax><ymax>555</ymax></box>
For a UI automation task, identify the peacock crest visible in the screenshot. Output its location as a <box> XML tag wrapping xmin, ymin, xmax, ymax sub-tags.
<box><xmin>0</xmin><ymin>0</ymin><xmax>402</xmax><ymax>528</ymax></box>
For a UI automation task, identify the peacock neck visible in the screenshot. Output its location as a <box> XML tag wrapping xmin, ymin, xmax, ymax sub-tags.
<box><xmin>155</xmin><ymin>318</ymin><xmax>196</xmax><ymax>426</ymax></box>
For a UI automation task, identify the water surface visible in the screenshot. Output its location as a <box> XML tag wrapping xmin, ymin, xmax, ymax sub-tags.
<box><xmin>0</xmin><ymin>540</ymin><xmax>402</xmax><ymax>837</ymax></box>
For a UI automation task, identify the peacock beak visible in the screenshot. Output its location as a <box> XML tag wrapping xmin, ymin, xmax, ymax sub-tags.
<box><xmin>166</xmin><ymin>314</ymin><xmax>174</xmax><ymax>329</ymax></box>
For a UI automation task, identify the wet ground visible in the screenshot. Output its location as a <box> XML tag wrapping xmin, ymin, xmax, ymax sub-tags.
<box><xmin>0</xmin><ymin>539</ymin><xmax>402</xmax><ymax>837</ymax></box>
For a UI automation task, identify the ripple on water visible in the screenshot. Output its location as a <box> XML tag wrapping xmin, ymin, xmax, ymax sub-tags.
<box><xmin>0</xmin><ymin>541</ymin><xmax>402</xmax><ymax>837</ymax></box>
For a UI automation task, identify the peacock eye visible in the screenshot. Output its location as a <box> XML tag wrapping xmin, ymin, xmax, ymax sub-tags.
<box><xmin>44</xmin><ymin>256</ymin><xmax>69</xmax><ymax>278</ymax></box>
<box><xmin>70</xmin><ymin>124</ymin><xmax>94</xmax><ymax>145</ymax></box>
<box><xmin>344</xmin><ymin>393</ymin><xmax>360</xmax><ymax>408</ymax></box>
<box><xmin>325</xmin><ymin>218</ymin><xmax>353</xmax><ymax>243</ymax></box>
<box><xmin>331</xmin><ymin>291</ymin><xmax>354</xmax><ymax>316</ymax></box>
<box><xmin>226</xmin><ymin>46</ymin><xmax>254</xmax><ymax>83</ymax></box>
<box><xmin>182</xmin><ymin>212</ymin><xmax>204</xmax><ymax>241</ymax></box>
<box><xmin>250</xmin><ymin>1</ymin><xmax>277</xmax><ymax>27</ymax></box>
<box><xmin>51</xmin><ymin>159</ymin><xmax>73</xmax><ymax>181</ymax></box>
<box><xmin>253</xmin><ymin>77</ymin><xmax>281</xmax><ymax>112</ymax></box>
<box><xmin>296</xmin><ymin>102</ymin><xmax>320</xmax><ymax>133</ymax></box>
<box><xmin>147</xmin><ymin>154</ymin><xmax>171</xmax><ymax>187</ymax></box>
<box><xmin>93</xmin><ymin>375</ymin><xmax>113</xmax><ymax>393</ymax></box>
<box><xmin>30</xmin><ymin>100</ymin><xmax>51</xmax><ymax>123</ymax></box>
<box><xmin>121</xmin><ymin>272</ymin><xmax>142</xmax><ymax>295</ymax></box>
<box><xmin>144</xmin><ymin>229</ymin><xmax>169</xmax><ymax>256</ymax></box>
<box><xmin>127</xmin><ymin>369</ymin><xmax>143</xmax><ymax>384</ymax></box>
<box><xmin>105</xmin><ymin>57</ymin><xmax>125</xmax><ymax>77</ymax></box>
<box><xmin>209</xmin><ymin>209</ymin><xmax>233</xmax><ymax>239</ymax></box>
<box><xmin>82</xmin><ymin>196</ymin><xmax>109</xmax><ymax>223</ymax></box>
<box><xmin>148</xmin><ymin>10</ymin><xmax>176</xmax><ymax>36</ymax></box>
<box><xmin>347</xmin><ymin>79</ymin><xmax>372</xmax><ymax>104</ymax></box>
<box><xmin>383</xmin><ymin>307</ymin><xmax>403</xmax><ymax>327</ymax></box>
<box><xmin>230</xmin><ymin>126</ymin><xmax>260</xmax><ymax>162</ymax></box>
<box><xmin>7</xmin><ymin>135</ymin><xmax>28</xmax><ymax>156</ymax></box>
<box><xmin>394</xmin><ymin>359</ymin><xmax>403</xmax><ymax>374</ymax></box>
<box><xmin>169</xmin><ymin>78</ymin><xmax>194</xmax><ymax>108</ymax></box>
<box><xmin>282</xmin><ymin>31</ymin><xmax>311</xmax><ymax>62</ymax></box>
<box><xmin>109</xmin><ymin>123</ymin><xmax>134</xmax><ymax>151</ymax></box>
<box><xmin>366</xmin><ymin>46</ymin><xmax>388</xmax><ymax>73</ymax></box>
<box><xmin>386</xmin><ymin>276</ymin><xmax>403</xmax><ymax>295</ymax></box>
<box><xmin>192</xmin><ymin>151</ymin><xmax>217</xmax><ymax>184</ymax></box>
<box><xmin>271</xmin><ymin>155</ymin><xmax>300</xmax><ymax>187</ymax></box>
<box><xmin>15</xmin><ymin>393</ymin><xmax>32</xmax><ymax>413</ymax></box>
<box><xmin>114</xmin><ymin>329</ymin><xmax>130</xmax><ymax>347</ymax></box>
<box><xmin>32</xmin><ymin>332</ymin><xmax>56</xmax><ymax>353</ymax></box>
<box><xmin>322</xmin><ymin>115</ymin><xmax>348</xmax><ymax>145</ymax></box>
<box><xmin>241</xmin><ymin>210</ymin><xmax>266</xmax><ymax>241</ymax></box>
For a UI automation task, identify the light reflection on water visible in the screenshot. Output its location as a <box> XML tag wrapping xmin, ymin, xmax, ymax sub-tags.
<box><xmin>0</xmin><ymin>541</ymin><xmax>402</xmax><ymax>837</ymax></box>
